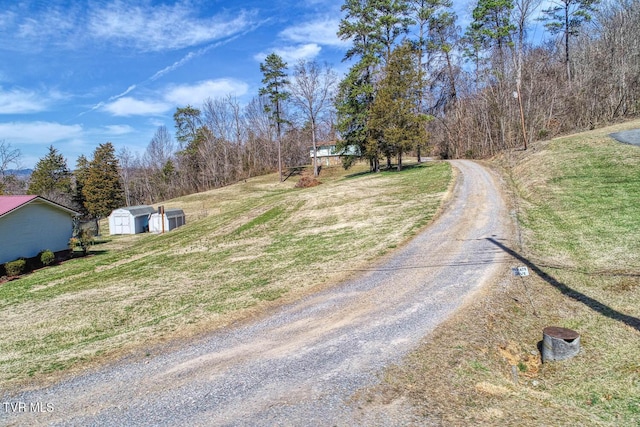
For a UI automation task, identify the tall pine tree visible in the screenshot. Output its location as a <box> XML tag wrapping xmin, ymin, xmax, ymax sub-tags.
<box><xmin>540</xmin><ymin>0</ymin><xmax>599</xmax><ymax>81</ymax></box>
<box><xmin>337</xmin><ymin>0</ymin><xmax>415</xmax><ymax>171</ymax></box>
<box><xmin>83</xmin><ymin>142</ymin><xmax>124</xmax><ymax>229</ymax></box>
<box><xmin>259</xmin><ymin>53</ymin><xmax>289</xmax><ymax>182</ymax></box>
<box><xmin>72</xmin><ymin>154</ymin><xmax>90</xmax><ymax>217</ymax></box>
<box><xmin>27</xmin><ymin>145</ymin><xmax>73</xmax><ymax>205</ymax></box>
<box><xmin>337</xmin><ymin>0</ymin><xmax>384</xmax><ymax>171</ymax></box>
<box><xmin>368</xmin><ymin>42</ymin><xmax>428</xmax><ymax>171</ymax></box>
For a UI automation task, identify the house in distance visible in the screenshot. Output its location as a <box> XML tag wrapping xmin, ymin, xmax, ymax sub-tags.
<box><xmin>309</xmin><ymin>142</ymin><xmax>360</xmax><ymax>167</ymax></box>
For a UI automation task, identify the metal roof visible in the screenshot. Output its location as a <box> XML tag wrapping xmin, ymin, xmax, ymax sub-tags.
<box><xmin>113</xmin><ymin>205</ymin><xmax>155</xmax><ymax>217</ymax></box>
<box><xmin>0</xmin><ymin>195</ymin><xmax>37</xmax><ymax>217</ymax></box>
<box><xmin>0</xmin><ymin>195</ymin><xmax>78</xmax><ymax>218</ymax></box>
<box><xmin>157</xmin><ymin>209</ymin><xmax>184</xmax><ymax>218</ymax></box>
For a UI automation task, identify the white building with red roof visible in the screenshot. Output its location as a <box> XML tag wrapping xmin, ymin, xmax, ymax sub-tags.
<box><xmin>0</xmin><ymin>195</ymin><xmax>79</xmax><ymax>265</ymax></box>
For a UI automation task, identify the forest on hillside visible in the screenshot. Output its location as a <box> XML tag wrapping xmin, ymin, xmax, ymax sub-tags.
<box><xmin>1</xmin><ymin>0</ymin><xmax>638</xmax><ymax>213</ymax></box>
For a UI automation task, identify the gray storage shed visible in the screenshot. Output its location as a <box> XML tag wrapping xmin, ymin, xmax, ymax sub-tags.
<box><xmin>149</xmin><ymin>209</ymin><xmax>186</xmax><ymax>233</ymax></box>
<box><xmin>108</xmin><ymin>205</ymin><xmax>155</xmax><ymax>235</ymax></box>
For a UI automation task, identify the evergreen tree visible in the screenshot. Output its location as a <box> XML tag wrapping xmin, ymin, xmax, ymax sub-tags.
<box><xmin>338</xmin><ymin>0</ymin><xmax>384</xmax><ymax>64</ymax></box>
<box><xmin>368</xmin><ymin>42</ymin><xmax>429</xmax><ymax>170</ymax></box>
<box><xmin>174</xmin><ymin>106</ymin><xmax>204</xmax><ymax>193</ymax></box>
<box><xmin>72</xmin><ymin>155</ymin><xmax>90</xmax><ymax>217</ymax></box>
<box><xmin>337</xmin><ymin>1</ymin><xmax>415</xmax><ymax>171</ymax></box>
<box><xmin>27</xmin><ymin>145</ymin><xmax>72</xmax><ymax>204</ymax></box>
<box><xmin>467</xmin><ymin>0</ymin><xmax>515</xmax><ymax>75</ymax></box>
<box><xmin>374</xmin><ymin>0</ymin><xmax>413</xmax><ymax>63</ymax></box>
<box><xmin>337</xmin><ymin>0</ymin><xmax>385</xmax><ymax>171</ymax></box>
<box><xmin>335</xmin><ymin>63</ymin><xmax>377</xmax><ymax>170</ymax></box>
<box><xmin>174</xmin><ymin>105</ymin><xmax>202</xmax><ymax>148</ymax></box>
<box><xmin>539</xmin><ymin>0</ymin><xmax>599</xmax><ymax>81</ymax></box>
<box><xmin>259</xmin><ymin>53</ymin><xmax>289</xmax><ymax>182</ymax></box>
<box><xmin>83</xmin><ymin>142</ymin><xmax>124</xmax><ymax>226</ymax></box>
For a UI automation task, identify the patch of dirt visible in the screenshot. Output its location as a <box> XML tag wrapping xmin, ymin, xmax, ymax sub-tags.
<box><xmin>295</xmin><ymin>175</ymin><xmax>321</xmax><ymax>188</ymax></box>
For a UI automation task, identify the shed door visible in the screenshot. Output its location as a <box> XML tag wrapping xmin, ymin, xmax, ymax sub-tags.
<box><xmin>113</xmin><ymin>214</ymin><xmax>131</xmax><ymax>234</ymax></box>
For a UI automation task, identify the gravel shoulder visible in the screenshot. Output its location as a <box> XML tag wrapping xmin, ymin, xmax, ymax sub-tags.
<box><xmin>1</xmin><ymin>160</ymin><xmax>512</xmax><ymax>426</ymax></box>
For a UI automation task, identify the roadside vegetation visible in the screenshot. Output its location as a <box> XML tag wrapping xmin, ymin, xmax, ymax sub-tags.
<box><xmin>0</xmin><ymin>161</ymin><xmax>451</xmax><ymax>389</ymax></box>
<box><xmin>372</xmin><ymin>121</ymin><xmax>640</xmax><ymax>425</ymax></box>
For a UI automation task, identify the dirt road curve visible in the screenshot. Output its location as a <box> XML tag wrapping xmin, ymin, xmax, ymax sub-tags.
<box><xmin>2</xmin><ymin>160</ymin><xmax>512</xmax><ymax>427</ymax></box>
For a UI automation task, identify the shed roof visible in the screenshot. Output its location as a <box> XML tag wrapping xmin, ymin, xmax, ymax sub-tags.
<box><xmin>0</xmin><ymin>195</ymin><xmax>78</xmax><ymax>218</ymax></box>
<box><xmin>113</xmin><ymin>205</ymin><xmax>155</xmax><ymax>217</ymax></box>
<box><xmin>156</xmin><ymin>209</ymin><xmax>184</xmax><ymax>218</ymax></box>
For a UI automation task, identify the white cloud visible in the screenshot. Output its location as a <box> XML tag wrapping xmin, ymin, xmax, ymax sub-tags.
<box><xmin>88</xmin><ymin>2</ymin><xmax>257</xmax><ymax>52</ymax></box>
<box><xmin>0</xmin><ymin>5</ymin><xmax>82</xmax><ymax>51</ymax></box>
<box><xmin>0</xmin><ymin>2</ymin><xmax>257</xmax><ymax>52</ymax></box>
<box><xmin>0</xmin><ymin>121</ymin><xmax>83</xmax><ymax>143</ymax></box>
<box><xmin>100</xmin><ymin>79</ymin><xmax>249</xmax><ymax>117</ymax></box>
<box><xmin>102</xmin><ymin>97</ymin><xmax>171</xmax><ymax>117</ymax></box>
<box><xmin>0</xmin><ymin>87</ymin><xmax>69</xmax><ymax>114</ymax></box>
<box><xmin>164</xmin><ymin>79</ymin><xmax>249</xmax><ymax>106</ymax></box>
<box><xmin>263</xmin><ymin>44</ymin><xmax>323</xmax><ymax>63</ymax></box>
<box><xmin>104</xmin><ymin>125</ymin><xmax>135</xmax><ymax>135</ymax></box>
<box><xmin>148</xmin><ymin>118</ymin><xmax>167</xmax><ymax>128</ymax></box>
<box><xmin>0</xmin><ymin>87</ymin><xmax>48</xmax><ymax>114</ymax></box>
<box><xmin>280</xmin><ymin>18</ymin><xmax>348</xmax><ymax>48</ymax></box>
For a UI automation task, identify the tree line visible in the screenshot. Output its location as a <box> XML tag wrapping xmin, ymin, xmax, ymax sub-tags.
<box><xmin>335</xmin><ymin>0</ymin><xmax>640</xmax><ymax>164</ymax></box>
<box><xmin>1</xmin><ymin>0</ymin><xmax>638</xmax><ymax>215</ymax></box>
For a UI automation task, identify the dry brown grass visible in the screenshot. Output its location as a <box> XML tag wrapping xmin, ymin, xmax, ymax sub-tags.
<box><xmin>0</xmin><ymin>161</ymin><xmax>452</xmax><ymax>390</ymax></box>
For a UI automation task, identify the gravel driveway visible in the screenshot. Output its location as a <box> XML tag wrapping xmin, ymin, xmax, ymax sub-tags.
<box><xmin>1</xmin><ymin>160</ymin><xmax>512</xmax><ymax>427</ymax></box>
<box><xmin>610</xmin><ymin>129</ymin><xmax>640</xmax><ymax>146</ymax></box>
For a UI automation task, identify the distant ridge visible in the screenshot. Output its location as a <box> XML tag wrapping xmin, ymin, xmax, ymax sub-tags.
<box><xmin>5</xmin><ymin>169</ymin><xmax>32</xmax><ymax>177</ymax></box>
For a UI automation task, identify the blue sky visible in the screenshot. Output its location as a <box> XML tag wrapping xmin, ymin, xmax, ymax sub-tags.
<box><xmin>1</xmin><ymin>0</ymin><xmax>360</xmax><ymax>169</ymax></box>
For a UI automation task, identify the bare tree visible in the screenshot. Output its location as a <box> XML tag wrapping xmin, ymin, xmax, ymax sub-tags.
<box><xmin>117</xmin><ymin>147</ymin><xmax>135</xmax><ymax>206</ymax></box>
<box><xmin>146</xmin><ymin>126</ymin><xmax>175</xmax><ymax>170</ymax></box>
<box><xmin>0</xmin><ymin>140</ymin><xmax>22</xmax><ymax>194</ymax></box>
<box><xmin>289</xmin><ymin>60</ymin><xmax>337</xmax><ymax>176</ymax></box>
<box><xmin>511</xmin><ymin>0</ymin><xmax>542</xmax><ymax>149</ymax></box>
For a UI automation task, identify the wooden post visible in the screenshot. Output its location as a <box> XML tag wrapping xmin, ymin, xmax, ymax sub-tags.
<box><xmin>542</xmin><ymin>326</ymin><xmax>580</xmax><ymax>362</ymax></box>
<box><xmin>159</xmin><ymin>205</ymin><xmax>165</xmax><ymax>234</ymax></box>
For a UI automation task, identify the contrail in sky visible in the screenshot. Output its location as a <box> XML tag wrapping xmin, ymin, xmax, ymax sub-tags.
<box><xmin>76</xmin><ymin>44</ymin><xmax>214</xmax><ymax>117</ymax></box>
<box><xmin>76</xmin><ymin>27</ymin><xmax>255</xmax><ymax>118</ymax></box>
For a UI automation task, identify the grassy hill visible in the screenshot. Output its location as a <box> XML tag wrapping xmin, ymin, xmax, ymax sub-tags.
<box><xmin>0</xmin><ymin>161</ymin><xmax>452</xmax><ymax>389</ymax></box>
<box><xmin>375</xmin><ymin>120</ymin><xmax>640</xmax><ymax>425</ymax></box>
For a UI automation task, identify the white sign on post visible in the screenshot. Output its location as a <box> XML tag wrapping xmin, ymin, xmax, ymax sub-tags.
<box><xmin>512</xmin><ymin>266</ymin><xmax>530</xmax><ymax>277</ymax></box>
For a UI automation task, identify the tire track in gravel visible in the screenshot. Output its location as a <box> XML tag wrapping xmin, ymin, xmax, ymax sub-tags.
<box><xmin>1</xmin><ymin>160</ymin><xmax>512</xmax><ymax>427</ymax></box>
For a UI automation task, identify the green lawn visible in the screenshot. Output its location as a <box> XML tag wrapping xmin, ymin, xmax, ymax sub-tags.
<box><xmin>375</xmin><ymin>121</ymin><xmax>640</xmax><ymax>426</ymax></box>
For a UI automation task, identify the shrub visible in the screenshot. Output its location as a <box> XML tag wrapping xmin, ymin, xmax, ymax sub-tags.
<box><xmin>5</xmin><ymin>259</ymin><xmax>26</xmax><ymax>277</ymax></box>
<box><xmin>295</xmin><ymin>176</ymin><xmax>321</xmax><ymax>188</ymax></box>
<box><xmin>40</xmin><ymin>250</ymin><xmax>55</xmax><ymax>266</ymax></box>
<box><xmin>69</xmin><ymin>229</ymin><xmax>94</xmax><ymax>256</ymax></box>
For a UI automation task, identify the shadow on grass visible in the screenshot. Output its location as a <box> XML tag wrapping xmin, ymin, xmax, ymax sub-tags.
<box><xmin>344</xmin><ymin>170</ymin><xmax>372</xmax><ymax>179</ymax></box>
<box><xmin>68</xmin><ymin>249</ymin><xmax>110</xmax><ymax>259</ymax></box>
<box><xmin>345</xmin><ymin>162</ymin><xmax>430</xmax><ymax>179</ymax></box>
<box><xmin>487</xmin><ymin>237</ymin><xmax>640</xmax><ymax>332</ymax></box>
